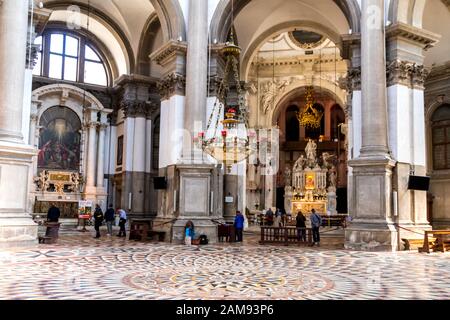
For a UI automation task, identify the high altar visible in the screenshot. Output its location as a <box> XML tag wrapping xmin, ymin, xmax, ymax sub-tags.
<box><xmin>284</xmin><ymin>140</ymin><xmax>337</xmax><ymax>215</ymax></box>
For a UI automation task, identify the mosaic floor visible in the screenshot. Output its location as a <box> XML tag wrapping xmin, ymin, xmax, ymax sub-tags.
<box><xmin>0</xmin><ymin>228</ymin><xmax>449</xmax><ymax>300</ymax></box>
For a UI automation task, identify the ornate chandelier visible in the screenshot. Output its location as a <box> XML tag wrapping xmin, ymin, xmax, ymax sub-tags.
<box><xmin>297</xmin><ymin>86</ymin><xmax>323</xmax><ymax>128</ymax></box>
<box><xmin>196</xmin><ymin>35</ymin><xmax>254</xmax><ymax>172</ymax></box>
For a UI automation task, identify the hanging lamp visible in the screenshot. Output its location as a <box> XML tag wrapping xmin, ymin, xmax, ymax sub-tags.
<box><xmin>196</xmin><ymin>0</ymin><xmax>254</xmax><ymax>172</ymax></box>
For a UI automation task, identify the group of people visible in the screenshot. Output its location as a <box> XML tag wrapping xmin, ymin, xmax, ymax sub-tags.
<box><xmin>295</xmin><ymin>209</ymin><xmax>322</xmax><ymax>246</ymax></box>
<box><xmin>93</xmin><ymin>204</ymin><xmax>128</xmax><ymax>238</ymax></box>
<box><xmin>46</xmin><ymin>203</ymin><xmax>128</xmax><ymax>239</ymax></box>
<box><xmin>264</xmin><ymin>208</ymin><xmax>288</xmax><ymax>227</ymax></box>
<box><xmin>263</xmin><ymin>207</ymin><xmax>323</xmax><ymax>246</ymax></box>
<box><xmin>184</xmin><ymin>210</ymin><xmax>246</xmax><ymax>245</ymax></box>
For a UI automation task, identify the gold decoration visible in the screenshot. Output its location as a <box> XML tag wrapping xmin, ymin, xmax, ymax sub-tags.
<box><xmin>297</xmin><ymin>86</ymin><xmax>323</xmax><ymax>128</ymax></box>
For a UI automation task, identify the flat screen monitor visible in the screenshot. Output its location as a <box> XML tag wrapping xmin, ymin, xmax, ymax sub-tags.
<box><xmin>153</xmin><ymin>177</ymin><xmax>167</xmax><ymax>190</ymax></box>
<box><xmin>407</xmin><ymin>176</ymin><xmax>430</xmax><ymax>191</ymax></box>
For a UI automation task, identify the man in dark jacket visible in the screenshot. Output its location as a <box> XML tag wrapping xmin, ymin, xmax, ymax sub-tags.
<box><xmin>104</xmin><ymin>204</ymin><xmax>115</xmax><ymax>236</ymax></box>
<box><xmin>47</xmin><ymin>203</ymin><xmax>60</xmax><ymax>222</ymax></box>
<box><xmin>93</xmin><ymin>204</ymin><xmax>104</xmax><ymax>239</ymax></box>
<box><xmin>296</xmin><ymin>211</ymin><xmax>307</xmax><ymax>242</ymax></box>
<box><xmin>234</xmin><ymin>211</ymin><xmax>245</xmax><ymax>242</ymax></box>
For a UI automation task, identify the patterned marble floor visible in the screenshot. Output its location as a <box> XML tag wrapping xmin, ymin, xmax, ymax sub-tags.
<box><xmin>0</xmin><ymin>229</ymin><xmax>449</xmax><ymax>300</ymax></box>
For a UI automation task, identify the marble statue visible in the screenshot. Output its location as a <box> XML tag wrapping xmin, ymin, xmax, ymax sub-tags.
<box><xmin>284</xmin><ymin>166</ymin><xmax>292</xmax><ymax>186</ymax></box>
<box><xmin>329</xmin><ymin>169</ymin><xmax>337</xmax><ymax>188</ymax></box>
<box><xmin>260</xmin><ymin>80</ymin><xmax>290</xmax><ymax>114</ymax></box>
<box><xmin>294</xmin><ymin>154</ymin><xmax>306</xmax><ymax>170</ymax></box>
<box><xmin>305</xmin><ymin>139</ymin><xmax>317</xmax><ymax>164</ymax></box>
<box><xmin>322</xmin><ymin>152</ymin><xmax>335</xmax><ymax>168</ymax></box>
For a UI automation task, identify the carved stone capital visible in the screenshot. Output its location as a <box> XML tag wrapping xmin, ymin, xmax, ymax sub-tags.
<box><xmin>386</xmin><ymin>60</ymin><xmax>429</xmax><ymax>89</ymax></box>
<box><xmin>411</xmin><ymin>64</ymin><xmax>429</xmax><ymax>89</ymax></box>
<box><xmin>386</xmin><ymin>60</ymin><xmax>413</xmax><ymax>87</ymax></box>
<box><xmin>157</xmin><ymin>73</ymin><xmax>186</xmax><ymax>100</ymax></box>
<box><xmin>339</xmin><ymin>67</ymin><xmax>361</xmax><ymax>93</ymax></box>
<box><xmin>26</xmin><ymin>43</ymin><xmax>40</xmax><ymax>69</ymax></box>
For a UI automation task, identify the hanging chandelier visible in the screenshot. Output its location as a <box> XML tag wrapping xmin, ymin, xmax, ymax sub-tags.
<box><xmin>196</xmin><ymin>34</ymin><xmax>254</xmax><ymax>172</ymax></box>
<box><xmin>297</xmin><ymin>86</ymin><xmax>323</xmax><ymax>128</ymax></box>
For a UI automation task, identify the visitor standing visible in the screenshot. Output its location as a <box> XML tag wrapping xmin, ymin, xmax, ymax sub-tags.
<box><xmin>234</xmin><ymin>211</ymin><xmax>245</xmax><ymax>242</ymax></box>
<box><xmin>104</xmin><ymin>204</ymin><xmax>115</xmax><ymax>236</ymax></box>
<box><xmin>93</xmin><ymin>204</ymin><xmax>104</xmax><ymax>239</ymax></box>
<box><xmin>185</xmin><ymin>221</ymin><xmax>194</xmax><ymax>246</ymax></box>
<box><xmin>275</xmin><ymin>209</ymin><xmax>282</xmax><ymax>227</ymax></box>
<box><xmin>310</xmin><ymin>209</ymin><xmax>322</xmax><ymax>246</ymax></box>
<box><xmin>265</xmin><ymin>208</ymin><xmax>274</xmax><ymax>226</ymax></box>
<box><xmin>296</xmin><ymin>211</ymin><xmax>307</xmax><ymax>242</ymax></box>
<box><xmin>117</xmin><ymin>208</ymin><xmax>127</xmax><ymax>237</ymax></box>
<box><xmin>47</xmin><ymin>203</ymin><xmax>60</xmax><ymax>222</ymax></box>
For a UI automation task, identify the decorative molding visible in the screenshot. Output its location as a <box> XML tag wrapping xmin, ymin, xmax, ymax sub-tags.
<box><xmin>26</xmin><ymin>43</ymin><xmax>40</xmax><ymax>69</ymax></box>
<box><xmin>149</xmin><ymin>40</ymin><xmax>187</xmax><ymax>66</ymax></box>
<box><xmin>385</xmin><ymin>22</ymin><xmax>441</xmax><ymax>51</ymax></box>
<box><xmin>442</xmin><ymin>0</ymin><xmax>450</xmax><ymax>10</ymax></box>
<box><xmin>260</xmin><ymin>79</ymin><xmax>291</xmax><ymax>114</ymax></box>
<box><xmin>386</xmin><ymin>60</ymin><xmax>429</xmax><ymax>89</ymax></box>
<box><xmin>339</xmin><ymin>67</ymin><xmax>361</xmax><ymax>92</ymax></box>
<box><xmin>157</xmin><ymin>73</ymin><xmax>186</xmax><ymax>100</ymax></box>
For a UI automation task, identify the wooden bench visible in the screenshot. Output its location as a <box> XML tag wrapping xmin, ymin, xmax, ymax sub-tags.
<box><xmin>129</xmin><ymin>220</ymin><xmax>151</xmax><ymax>241</ymax></box>
<box><xmin>147</xmin><ymin>230</ymin><xmax>166</xmax><ymax>242</ymax></box>
<box><xmin>402</xmin><ymin>238</ymin><xmax>436</xmax><ymax>251</ymax></box>
<box><xmin>420</xmin><ymin>230</ymin><xmax>450</xmax><ymax>253</ymax></box>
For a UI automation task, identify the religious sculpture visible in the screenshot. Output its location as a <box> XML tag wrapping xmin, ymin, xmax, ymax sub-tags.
<box><xmin>305</xmin><ymin>139</ymin><xmax>317</xmax><ymax>164</ymax></box>
<box><xmin>35</xmin><ymin>170</ymin><xmax>50</xmax><ymax>192</ymax></box>
<box><xmin>260</xmin><ymin>80</ymin><xmax>290</xmax><ymax>114</ymax></box>
<box><xmin>293</xmin><ymin>154</ymin><xmax>306</xmax><ymax>171</ymax></box>
<box><xmin>284</xmin><ymin>166</ymin><xmax>292</xmax><ymax>186</ymax></box>
<box><xmin>322</xmin><ymin>152</ymin><xmax>335</xmax><ymax>168</ymax></box>
<box><xmin>329</xmin><ymin>168</ymin><xmax>337</xmax><ymax>188</ymax></box>
<box><xmin>69</xmin><ymin>172</ymin><xmax>81</xmax><ymax>193</ymax></box>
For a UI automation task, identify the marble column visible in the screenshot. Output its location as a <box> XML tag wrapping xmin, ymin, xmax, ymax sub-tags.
<box><xmin>85</xmin><ymin>122</ymin><xmax>97</xmax><ymax>195</ymax></box>
<box><xmin>96</xmin><ymin>124</ymin><xmax>107</xmax><ymax>189</ymax></box>
<box><xmin>182</xmin><ymin>0</ymin><xmax>209</xmax><ymax>162</ymax></box>
<box><xmin>345</xmin><ymin>0</ymin><xmax>397</xmax><ymax>251</ymax></box>
<box><xmin>0</xmin><ymin>0</ymin><xmax>38</xmax><ymax>247</ymax></box>
<box><xmin>0</xmin><ymin>0</ymin><xmax>28</xmax><ymax>142</ymax></box>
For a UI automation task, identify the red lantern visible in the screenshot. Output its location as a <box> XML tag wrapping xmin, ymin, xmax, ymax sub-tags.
<box><xmin>221</xmin><ymin>130</ymin><xmax>227</xmax><ymax>137</ymax></box>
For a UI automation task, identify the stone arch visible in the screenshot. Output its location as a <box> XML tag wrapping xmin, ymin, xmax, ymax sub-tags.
<box><xmin>32</xmin><ymin>84</ymin><xmax>106</xmax><ymax>122</ymax></box>
<box><xmin>42</xmin><ymin>1</ymin><xmax>136</xmax><ymax>74</ymax></box>
<box><xmin>150</xmin><ymin>0</ymin><xmax>187</xmax><ymax>42</ymax></box>
<box><xmin>267</xmin><ymin>80</ymin><xmax>347</xmax><ymax>127</ymax></box>
<box><xmin>388</xmin><ymin>0</ymin><xmax>427</xmax><ymax>28</ymax></box>
<box><xmin>137</xmin><ymin>12</ymin><xmax>162</xmax><ymax>75</ymax></box>
<box><xmin>210</xmin><ymin>0</ymin><xmax>361</xmax><ymax>44</ymax></box>
<box><xmin>241</xmin><ymin>20</ymin><xmax>343</xmax><ymax>80</ymax></box>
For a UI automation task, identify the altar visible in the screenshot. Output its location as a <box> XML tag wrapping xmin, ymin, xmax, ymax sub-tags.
<box><xmin>284</xmin><ymin>139</ymin><xmax>337</xmax><ymax>215</ymax></box>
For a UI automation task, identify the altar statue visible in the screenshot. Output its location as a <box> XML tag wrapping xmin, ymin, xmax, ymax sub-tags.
<box><xmin>284</xmin><ymin>166</ymin><xmax>292</xmax><ymax>186</ymax></box>
<box><xmin>305</xmin><ymin>139</ymin><xmax>317</xmax><ymax>163</ymax></box>
<box><xmin>294</xmin><ymin>154</ymin><xmax>306</xmax><ymax>171</ymax></box>
<box><xmin>329</xmin><ymin>169</ymin><xmax>337</xmax><ymax>188</ymax></box>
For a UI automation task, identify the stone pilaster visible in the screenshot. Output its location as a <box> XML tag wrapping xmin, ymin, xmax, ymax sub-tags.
<box><xmin>0</xmin><ymin>0</ymin><xmax>38</xmax><ymax>247</ymax></box>
<box><xmin>345</xmin><ymin>0</ymin><xmax>397</xmax><ymax>251</ymax></box>
<box><xmin>150</xmin><ymin>40</ymin><xmax>187</xmax><ymax>100</ymax></box>
<box><xmin>384</xmin><ymin>23</ymin><xmax>440</xmax><ymax>245</ymax></box>
<box><xmin>84</xmin><ymin>121</ymin><xmax>98</xmax><ymax>195</ymax></box>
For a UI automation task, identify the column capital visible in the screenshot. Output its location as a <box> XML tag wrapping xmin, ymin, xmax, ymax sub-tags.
<box><xmin>386</xmin><ymin>60</ymin><xmax>429</xmax><ymax>89</ymax></box>
<box><xmin>339</xmin><ymin>67</ymin><xmax>361</xmax><ymax>93</ymax></box>
<box><xmin>157</xmin><ymin>73</ymin><xmax>186</xmax><ymax>100</ymax></box>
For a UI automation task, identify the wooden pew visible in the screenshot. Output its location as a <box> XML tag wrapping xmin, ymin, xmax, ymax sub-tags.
<box><xmin>421</xmin><ymin>230</ymin><xmax>450</xmax><ymax>253</ymax></box>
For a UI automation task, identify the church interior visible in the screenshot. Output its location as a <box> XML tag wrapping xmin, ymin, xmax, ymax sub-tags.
<box><xmin>0</xmin><ymin>0</ymin><xmax>449</xmax><ymax>300</ymax></box>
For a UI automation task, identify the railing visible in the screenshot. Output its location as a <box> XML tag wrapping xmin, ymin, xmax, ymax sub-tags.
<box><xmin>260</xmin><ymin>227</ymin><xmax>313</xmax><ymax>246</ymax></box>
<box><xmin>422</xmin><ymin>230</ymin><xmax>450</xmax><ymax>253</ymax></box>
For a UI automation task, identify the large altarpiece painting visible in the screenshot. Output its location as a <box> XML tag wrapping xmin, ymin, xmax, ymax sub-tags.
<box><xmin>38</xmin><ymin>106</ymin><xmax>81</xmax><ymax>171</ymax></box>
